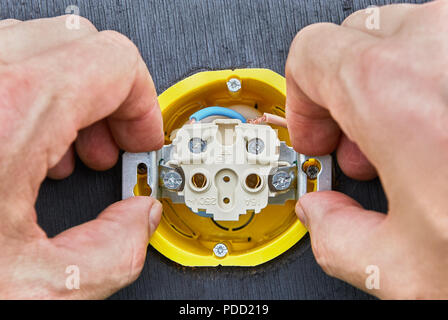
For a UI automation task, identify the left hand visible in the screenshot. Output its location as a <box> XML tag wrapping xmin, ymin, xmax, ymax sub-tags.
<box><xmin>0</xmin><ymin>15</ymin><xmax>164</xmax><ymax>299</ymax></box>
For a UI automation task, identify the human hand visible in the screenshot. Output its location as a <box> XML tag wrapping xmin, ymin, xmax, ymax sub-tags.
<box><xmin>286</xmin><ymin>1</ymin><xmax>448</xmax><ymax>299</ymax></box>
<box><xmin>0</xmin><ymin>16</ymin><xmax>164</xmax><ymax>299</ymax></box>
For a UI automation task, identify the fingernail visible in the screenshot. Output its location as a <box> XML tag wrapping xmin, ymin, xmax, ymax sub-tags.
<box><xmin>149</xmin><ymin>200</ymin><xmax>162</xmax><ymax>234</ymax></box>
<box><xmin>296</xmin><ymin>201</ymin><xmax>308</xmax><ymax>227</ymax></box>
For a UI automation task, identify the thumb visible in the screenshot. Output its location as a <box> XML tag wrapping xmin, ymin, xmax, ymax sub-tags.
<box><xmin>50</xmin><ymin>196</ymin><xmax>162</xmax><ymax>299</ymax></box>
<box><xmin>297</xmin><ymin>191</ymin><xmax>387</xmax><ymax>292</ymax></box>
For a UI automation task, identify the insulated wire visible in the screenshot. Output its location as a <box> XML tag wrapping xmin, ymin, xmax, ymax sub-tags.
<box><xmin>189</xmin><ymin>106</ymin><xmax>247</xmax><ymax>123</ymax></box>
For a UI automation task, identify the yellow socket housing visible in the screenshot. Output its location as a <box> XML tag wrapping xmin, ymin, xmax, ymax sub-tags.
<box><xmin>141</xmin><ymin>69</ymin><xmax>309</xmax><ymax>266</ymax></box>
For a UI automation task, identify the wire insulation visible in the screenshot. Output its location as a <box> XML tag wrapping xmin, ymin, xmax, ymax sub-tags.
<box><xmin>248</xmin><ymin>113</ymin><xmax>287</xmax><ymax>128</ymax></box>
<box><xmin>189</xmin><ymin>106</ymin><xmax>247</xmax><ymax>123</ymax></box>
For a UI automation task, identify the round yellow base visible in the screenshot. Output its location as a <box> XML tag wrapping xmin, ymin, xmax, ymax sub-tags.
<box><xmin>149</xmin><ymin>69</ymin><xmax>307</xmax><ymax>266</ymax></box>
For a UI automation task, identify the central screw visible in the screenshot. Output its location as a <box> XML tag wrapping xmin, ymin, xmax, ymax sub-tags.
<box><xmin>213</xmin><ymin>243</ymin><xmax>228</xmax><ymax>258</ymax></box>
<box><xmin>189</xmin><ymin>138</ymin><xmax>207</xmax><ymax>154</ymax></box>
<box><xmin>247</xmin><ymin>138</ymin><xmax>265</xmax><ymax>155</ymax></box>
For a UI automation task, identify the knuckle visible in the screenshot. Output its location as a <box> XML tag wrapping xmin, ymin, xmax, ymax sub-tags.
<box><xmin>341</xmin><ymin>9</ymin><xmax>365</xmax><ymax>27</ymax></box>
<box><xmin>98</xmin><ymin>30</ymin><xmax>139</xmax><ymax>54</ymax></box>
<box><xmin>96</xmin><ymin>30</ymin><xmax>142</xmax><ymax>76</ymax></box>
<box><xmin>291</xmin><ymin>23</ymin><xmax>333</xmax><ymax>54</ymax></box>
<box><xmin>76</xmin><ymin>16</ymin><xmax>98</xmax><ymax>33</ymax></box>
<box><xmin>287</xmin><ymin>23</ymin><xmax>335</xmax><ymax>80</ymax></box>
<box><xmin>296</xmin><ymin>22</ymin><xmax>332</xmax><ymax>38</ymax></box>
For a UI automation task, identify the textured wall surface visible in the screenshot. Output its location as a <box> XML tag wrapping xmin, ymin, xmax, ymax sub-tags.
<box><xmin>0</xmin><ymin>0</ymin><xmax>428</xmax><ymax>299</ymax></box>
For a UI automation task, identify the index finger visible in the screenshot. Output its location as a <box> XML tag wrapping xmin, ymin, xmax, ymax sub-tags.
<box><xmin>11</xmin><ymin>30</ymin><xmax>163</xmax><ymax>171</ymax></box>
<box><xmin>285</xmin><ymin>23</ymin><xmax>374</xmax><ymax>155</ymax></box>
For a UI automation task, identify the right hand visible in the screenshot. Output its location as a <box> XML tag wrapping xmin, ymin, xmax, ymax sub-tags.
<box><xmin>286</xmin><ymin>1</ymin><xmax>448</xmax><ymax>299</ymax></box>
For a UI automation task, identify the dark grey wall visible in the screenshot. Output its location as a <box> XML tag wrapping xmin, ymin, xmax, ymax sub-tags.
<box><xmin>0</xmin><ymin>0</ymin><xmax>428</xmax><ymax>299</ymax></box>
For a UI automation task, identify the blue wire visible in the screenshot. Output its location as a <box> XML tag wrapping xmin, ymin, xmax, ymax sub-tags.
<box><xmin>189</xmin><ymin>106</ymin><xmax>247</xmax><ymax>123</ymax></box>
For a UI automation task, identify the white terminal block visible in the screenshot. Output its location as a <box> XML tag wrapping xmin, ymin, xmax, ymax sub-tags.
<box><xmin>122</xmin><ymin>119</ymin><xmax>332</xmax><ymax>222</ymax></box>
<box><xmin>168</xmin><ymin>119</ymin><xmax>281</xmax><ymax>221</ymax></box>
